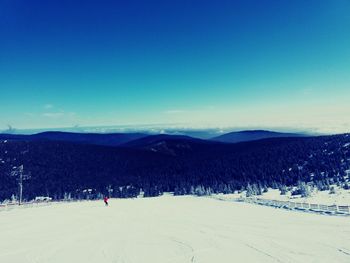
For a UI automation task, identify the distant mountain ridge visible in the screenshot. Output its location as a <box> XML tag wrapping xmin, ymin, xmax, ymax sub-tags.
<box><xmin>0</xmin><ymin>131</ymin><xmax>148</xmax><ymax>146</ymax></box>
<box><xmin>211</xmin><ymin>130</ymin><xmax>306</xmax><ymax>143</ymax></box>
<box><xmin>0</xmin><ymin>129</ymin><xmax>309</xmax><ymax>148</ymax></box>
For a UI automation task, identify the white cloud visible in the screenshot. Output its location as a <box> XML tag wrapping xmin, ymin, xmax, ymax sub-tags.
<box><xmin>43</xmin><ymin>104</ymin><xmax>54</xmax><ymax>109</ymax></box>
<box><xmin>301</xmin><ymin>87</ymin><xmax>313</xmax><ymax>95</ymax></box>
<box><xmin>164</xmin><ymin>110</ymin><xmax>185</xmax><ymax>114</ymax></box>
<box><xmin>42</xmin><ymin>112</ymin><xmax>64</xmax><ymax>118</ymax></box>
<box><xmin>24</xmin><ymin>112</ymin><xmax>35</xmax><ymax>117</ymax></box>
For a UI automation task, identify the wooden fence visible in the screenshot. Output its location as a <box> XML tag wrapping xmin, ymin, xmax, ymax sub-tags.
<box><xmin>0</xmin><ymin>199</ymin><xmax>91</xmax><ymax>212</ymax></box>
<box><xmin>237</xmin><ymin>197</ymin><xmax>350</xmax><ymax>215</ymax></box>
<box><xmin>0</xmin><ymin>201</ymin><xmax>54</xmax><ymax>211</ymax></box>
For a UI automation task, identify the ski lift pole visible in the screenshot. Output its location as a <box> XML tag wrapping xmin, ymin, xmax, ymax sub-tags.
<box><xmin>11</xmin><ymin>152</ymin><xmax>29</xmax><ymax>205</ymax></box>
<box><xmin>12</xmin><ymin>165</ymin><xmax>24</xmax><ymax>205</ymax></box>
<box><xmin>18</xmin><ymin>165</ymin><xmax>23</xmax><ymax>205</ymax></box>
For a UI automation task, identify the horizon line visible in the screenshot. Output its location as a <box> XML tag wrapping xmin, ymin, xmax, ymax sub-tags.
<box><xmin>0</xmin><ymin>124</ymin><xmax>334</xmax><ymax>136</ymax></box>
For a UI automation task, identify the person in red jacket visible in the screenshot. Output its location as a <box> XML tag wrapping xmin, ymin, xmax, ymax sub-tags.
<box><xmin>103</xmin><ymin>196</ymin><xmax>109</xmax><ymax>206</ymax></box>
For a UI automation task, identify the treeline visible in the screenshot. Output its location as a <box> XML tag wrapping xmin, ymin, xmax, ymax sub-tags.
<box><xmin>0</xmin><ymin>134</ymin><xmax>349</xmax><ymax>201</ymax></box>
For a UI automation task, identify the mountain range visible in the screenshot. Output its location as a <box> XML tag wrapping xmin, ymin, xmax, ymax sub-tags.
<box><xmin>0</xmin><ymin>130</ymin><xmax>349</xmax><ymax>201</ymax></box>
<box><xmin>0</xmin><ymin>129</ymin><xmax>307</xmax><ymax>146</ymax></box>
<box><xmin>211</xmin><ymin>130</ymin><xmax>306</xmax><ymax>143</ymax></box>
<box><xmin>0</xmin><ymin>131</ymin><xmax>147</xmax><ymax>146</ymax></box>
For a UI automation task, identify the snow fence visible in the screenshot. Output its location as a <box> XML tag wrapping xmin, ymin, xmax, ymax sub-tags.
<box><xmin>0</xmin><ymin>200</ymin><xmax>54</xmax><ymax>211</ymax></box>
<box><xmin>237</xmin><ymin>197</ymin><xmax>350</xmax><ymax>215</ymax></box>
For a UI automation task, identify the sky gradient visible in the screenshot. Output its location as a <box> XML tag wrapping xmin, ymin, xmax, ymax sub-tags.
<box><xmin>1</xmin><ymin>0</ymin><xmax>350</xmax><ymax>133</ymax></box>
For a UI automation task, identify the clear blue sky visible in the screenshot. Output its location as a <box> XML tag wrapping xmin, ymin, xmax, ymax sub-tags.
<box><xmin>1</xmin><ymin>0</ymin><xmax>349</xmax><ymax>133</ymax></box>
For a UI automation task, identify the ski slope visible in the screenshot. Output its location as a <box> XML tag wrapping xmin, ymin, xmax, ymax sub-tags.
<box><xmin>1</xmin><ymin>195</ymin><xmax>350</xmax><ymax>263</ymax></box>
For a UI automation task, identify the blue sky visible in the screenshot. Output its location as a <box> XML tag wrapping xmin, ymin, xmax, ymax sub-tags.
<box><xmin>1</xmin><ymin>0</ymin><xmax>350</xmax><ymax>133</ymax></box>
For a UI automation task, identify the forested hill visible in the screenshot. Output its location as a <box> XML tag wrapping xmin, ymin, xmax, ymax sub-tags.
<box><xmin>0</xmin><ymin>131</ymin><xmax>148</xmax><ymax>146</ymax></box>
<box><xmin>0</xmin><ymin>134</ymin><xmax>349</xmax><ymax>201</ymax></box>
<box><xmin>211</xmin><ymin>130</ymin><xmax>305</xmax><ymax>143</ymax></box>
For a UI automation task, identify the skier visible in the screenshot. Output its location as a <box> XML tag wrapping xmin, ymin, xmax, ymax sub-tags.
<box><xmin>103</xmin><ymin>196</ymin><xmax>109</xmax><ymax>206</ymax></box>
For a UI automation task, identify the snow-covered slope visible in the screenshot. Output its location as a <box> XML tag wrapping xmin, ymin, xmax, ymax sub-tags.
<box><xmin>1</xmin><ymin>196</ymin><xmax>350</xmax><ymax>263</ymax></box>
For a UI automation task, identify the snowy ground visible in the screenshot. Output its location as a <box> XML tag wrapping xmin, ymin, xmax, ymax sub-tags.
<box><xmin>1</xmin><ymin>195</ymin><xmax>350</xmax><ymax>263</ymax></box>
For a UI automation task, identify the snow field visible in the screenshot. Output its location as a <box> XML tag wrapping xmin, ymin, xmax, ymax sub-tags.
<box><xmin>0</xmin><ymin>195</ymin><xmax>350</xmax><ymax>263</ymax></box>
